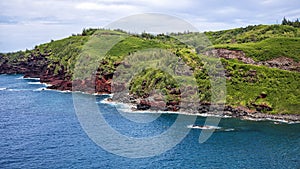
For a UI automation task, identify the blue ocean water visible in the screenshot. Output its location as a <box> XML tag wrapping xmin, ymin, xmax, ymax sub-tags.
<box><xmin>0</xmin><ymin>74</ymin><xmax>299</xmax><ymax>169</ymax></box>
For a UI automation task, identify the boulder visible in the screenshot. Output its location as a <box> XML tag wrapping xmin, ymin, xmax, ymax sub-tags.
<box><xmin>137</xmin><ymin>100</ymin><xmax>151</xmax><ymax>110</ymax></box>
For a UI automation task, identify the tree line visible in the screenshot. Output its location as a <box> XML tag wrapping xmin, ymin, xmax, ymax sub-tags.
<box><xmin>282</xmin><ymin>17</ymin><xmax>300</xmax><ymax>28</ymax></box>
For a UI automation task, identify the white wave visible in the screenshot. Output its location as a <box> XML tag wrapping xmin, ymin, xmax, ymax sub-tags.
<box><xmin>46</xmin><ymin>88</ymin><xmax>72</xmax><ymax>93</ymax></box>
<box><xmin>98</xmin><ymin>99</ymin><xmax>158</xmax><ymax>114</ymax></box>
<box><xmin>119</xmin><ymin>107</ymin><xmax>151</xmax><ymax>114</ymax></box>
<box><xmin>16</xmin><ymin>76</ymin><xmax>40</xmax><ymax>80</ymax></box>
<box><xmin>187</xmin><ymin>124</ymin><xmax>222</xmax><ymax>130</ymax></box>
<box><xmin>16</xmin><ymin>76</ymin><xmax>24</xmax><ymax>79</ymax></box>
<box><xmin>28</xmin><ymin>82</ymin><xmax>42</xmax><ymax>85</ymax></box>
<box><xmin>27</xmin><ymin>81</ymin><xmax>52</xmax><ymax>87</ymax></box>
<box><xmin>44</xmin><ymin>83</ymin><xmax>52</xmax><ymax>87</ymax></box>
<box><xmin>92</xmin><ymin>93</ymin><xmax>113</xmax><ymax>96</ymax></box>
<box><xmin>224</xmin><ymin>128</ymin><xmax>235</xmax><ymax>131</ymax></box>
<box><xmin>72</xmin><ymin>90</ymin><xmax>107</xmax><ymax>95</ymax></box>
<box><xmin>99</xmin><ymin>99</ymin><xmax>116</xmax><ymax>105</ymax></box>
<box><xmin>287</xmin><ymin>121</ymin><xmax>300</xmax><ymax>124</ymax></box>
<box><xmin>7</xmin><ymin>89</ymin><xmax>31</xmax><ymax>92</ymax></box>
<box><xmin>99</xmin><ymin>100</ymin><xmax>115</xmax><ymax>105</ymax></box>
<box><xmin>240</xmin><ymin>116</ymin><xmax>300</xmax><ymax>124</ymax></box>
<box><xmin>6</xmin><ymin>88</ymin><xmax>47</xmax><ymax>92</ymax></box>
<box><xmin>267</xmin><ymin>118</ymin><xmax>289</xmax><ymax>124</ymax></box>
<box><xmin>60</xmin><ymin>90</ymin><xmax>72</xmax><ymax>93</ymax></box>
<box><xmin>23</xmin><ymin>77</ymin><xmax>40</xmax><ymax>80</ymax></box>
<box><xmin>197</xmin><ymin>113</ymin><xmax>223</xmax><ymax>118</ymax></box>
<box><xmin>0</xmin><ymin>87</ymin><xmax>7</xmax><ymax>91</ymax></box>
<box><xmin>267</xmin><ymin>118</ymin><xmax>300</xmax><ymax>124</ymax></box>
<box><xmin>100</xmin><ymin>100</ymin><xmax>132</xmax><ymax>109</ymax></box>
<box><xmin>241</xmin><ymin>117</ymin><xmax>265</xmax><ymax>121</ymax></box>
<box><xmin>33</xmin><ymin>87</ymin><xmax>47</xmax><ymax>91</ymax></box>
<box><xmin>186</xmin><ymin>124</ymin><xmax>236</xmax><ymax>131</ymax></box>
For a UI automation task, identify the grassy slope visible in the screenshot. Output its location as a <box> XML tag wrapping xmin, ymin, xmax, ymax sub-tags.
<box><xmin>39</xmin><ymin>35</ymin><xmax>89</xmax><ymax>74</ymax></box>
<box><xmin>204</xmin><ymin>24</ymin><xmax>300</xmax><ymax>62</ymax></box>
<box><xmin>94</xmin><ymin>34</ymin><xmax>187</xmax><ymax>78</ymax></box>
<box><xmin>212</xmin><ymin>37</ymin><xmax>300</xmax><ymax>62</ymax></box>
<box><xmin>202</xmin><ymin>25</ymin><xmax>300</xmax><ymax>114</ymax></box>
<box><xmin>205</xmin><ymin>24</ymin><xmax>300</xmax><ymax>44</ymax></box>
<box><xmin>223</xmin><ymin>59</ymin><xmax>300</xmax><ymax>114</ymax></box>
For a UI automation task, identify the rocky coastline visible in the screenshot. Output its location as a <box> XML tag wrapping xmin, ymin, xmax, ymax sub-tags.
<box><xmin>111</xmin><ymin>92</ymin><xmax>300</xmax><ymax>123</ymax></box>
<box><xmin>1</xmin><ymin>51</ymin><xmax>299</xmax><ymax>123</ymax></box>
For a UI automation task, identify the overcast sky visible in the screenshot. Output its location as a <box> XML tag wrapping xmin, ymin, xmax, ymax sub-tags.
<box><xmin>0</xmin><ymin>0</ymin><xmax>299</xmax><ymax>52</ymax></box>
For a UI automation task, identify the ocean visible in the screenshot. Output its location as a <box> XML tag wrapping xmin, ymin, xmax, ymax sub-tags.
<box><xmin>0</xmin><ymin>74</ymin><xmax>299</xmax><ymax>168</ymax></box>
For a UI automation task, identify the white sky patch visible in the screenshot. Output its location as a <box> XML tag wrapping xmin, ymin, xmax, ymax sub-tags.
<box><xmin>0</xmin><ymin>23</ymin><xmax>83</xmax><ymax>52</ymax></box>
<box><xmin>106</xmin><ymin>13</ymin><xmax>199</xmax><ymax>34</ymax></box>
<box><xmin>281</xmin><ymin>9</ymin><xmax>300</xmax><ymax>19</ymax></box>
<box><xmin>137</xmin><ymin>0</ymin><xmax>193</xmax><ymax>9</ymax></box>
<box><xmin>75</xmin><ymin>2</ymin><xmax>137</xmax><ymax>11</ymax></box>
<box><xmin>1</xmin><ymin>0</ymin><xmax>300</xmax><ymax>52</ymax></box>
<box><xmin>261</xmin><ymin>0</ymin><xmax>280</xmax><ymax>5</ymax></box>
<box><xmin>191</xmin><ymin>21</ymin><xmax>237</xmax><ymax>32</ymax></box>
<box><xmin>215</xmin><ymin>7</ymin><xmax>239</xmax><ymax>15</ymax></box>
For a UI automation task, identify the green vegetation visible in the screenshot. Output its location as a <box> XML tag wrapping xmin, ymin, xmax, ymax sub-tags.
<box><xmin>282</xmin><ymin>17</ymin><xmax>300</xmax><ymax>28</ymax></box>
<box><xmin>129</xmin><ymin>68</ymin><xmax>180</xmax><ymax>102</ymax></box>
<box><xmin>39</xmin><ymin>35</ymin><xmax>89</xmax><ymax>74</ymax></box>
<box><xmin>223</xmin><ymin>59</ymin><xmax>300</xmax><ymax>114</ymax></box>
<box><xmin>205</xmin><ymin>24</ymin><xmax>300</xmax><ymax>44</ymax></box>
<box><xmin>212</xmin><ymin>37</ymin><xmax>300</xmax><ymax>62</ymax></box>
<box><xmin>94</xmin><ymin>33</ymin><xmax>187</xmax><ymax>79</ymax></box>
<box><xmin>1</xmin><ymin>24</ymin><xmax>300</xmax><ymax>114</ymax></box>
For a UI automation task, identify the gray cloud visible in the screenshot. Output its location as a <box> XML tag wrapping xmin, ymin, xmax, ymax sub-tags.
<box><xmin>0</xmin><ymin>0</ymin><xmax>299</xmax><ymax>52</ymax></box>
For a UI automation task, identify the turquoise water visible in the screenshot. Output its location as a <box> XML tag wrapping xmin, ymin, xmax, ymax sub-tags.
<box><xmin>0</xmin><ymin>74</ymin><xmax>299</xmax><ymax>168</ymax></box>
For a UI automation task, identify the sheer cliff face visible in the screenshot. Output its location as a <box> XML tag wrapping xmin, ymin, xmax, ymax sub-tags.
<box><xmin>0</xmin><ymin>52</ymin><xmax>48</xmax><ymax>77</ymax></box>
<box><xmin>0</xmin><ymin>51</ymin><xmax>113</xmax><ymax>93</ymax></box>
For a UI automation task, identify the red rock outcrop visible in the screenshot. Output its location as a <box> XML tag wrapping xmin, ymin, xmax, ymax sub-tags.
<box><xmin>204</xmin><ymin>49</ymin><xmax>255</xmax><ymax>64</ymax></box>
<box><xmin>204</xmin><ymin>49</ymin><xmax>300</xmax><ymax>72</ymax></box>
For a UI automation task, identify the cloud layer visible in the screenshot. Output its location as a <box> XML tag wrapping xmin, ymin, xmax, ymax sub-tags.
<box><xmin>0</xmin><ymin>0</ymin><xmax>299</xmax><ymax>52</ymax></box>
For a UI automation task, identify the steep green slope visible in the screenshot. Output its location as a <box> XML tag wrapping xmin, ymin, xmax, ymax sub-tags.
<box><xmin>39</xmin><ymin>35</ymin><xmax>89</xmax><ymax>74</ymax></box>
<box><xmin>223</xmin><ymin>59</ymin><xmax>300</xmax><ymax>114</ymax></box>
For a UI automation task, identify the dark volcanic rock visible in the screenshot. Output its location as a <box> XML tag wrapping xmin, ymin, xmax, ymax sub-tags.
<box><xmin>137</xmin><ymin>100</ymin><xmax>151</xmax><ymax>110</ymax></box>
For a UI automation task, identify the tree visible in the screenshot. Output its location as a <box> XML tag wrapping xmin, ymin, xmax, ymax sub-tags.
<box><xmin>282</xmin><ymin>17</ymin><xmax>288</xmax><ymax>25</ymax></box>
<box><xmin>294</xmin><ymin>18</ymin><xmax>300</xmax><ymax>28</ymax></box>
<box><xmin>281</xmin><ymin>17</ymin><xmax>300</xmax><ymax>28</ymax></box>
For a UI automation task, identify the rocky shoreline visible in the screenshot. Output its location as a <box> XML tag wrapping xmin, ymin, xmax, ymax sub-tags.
<box><xmin>1</xmin><ymin>51</ymin><xmax>299</xmax><ymax>123</ymax></box>
<box><xmin>110</xmin><ymin>92</ymin><xmax>300</xmax><ymax>123</ymax></box>
<box><xmin>2</xmin><ymin>71</ymin><xmax>300</xmax><ymax>123</ymax></box>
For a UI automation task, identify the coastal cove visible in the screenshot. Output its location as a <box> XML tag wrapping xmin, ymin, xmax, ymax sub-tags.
<box><xmin>1</xmin><ymin>24</ymin><xmax>300</xmax><ymax>168</ymax></box>
<box><xmin>0</xmin><ymin>74</ymin><xmax>299</xmax><ymax>168</ymax></box>
<box><xmin>11</xmin><ymin>73</ymin><xmax>300</xmax><ymax>123</ymax></box>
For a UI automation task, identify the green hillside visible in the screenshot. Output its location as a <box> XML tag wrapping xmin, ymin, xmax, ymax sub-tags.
<box><xmin>223</xmin><ymin>59</ymin><xmax>300</xmax><ymax>114</ymax></box>
<box><xmin>212</xmin><ymin>37</ymin><xmax>300</xmax><ymax>62</ymax></box>
<box><xmin>1</xmin><ymin>24</ymin><xmax>300</xmax><ymax>114</ymax></box>
<box><xmin>205</xmin><ymin>24</ymin><xmax>300</xmax><ymax>44</ymax></box>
